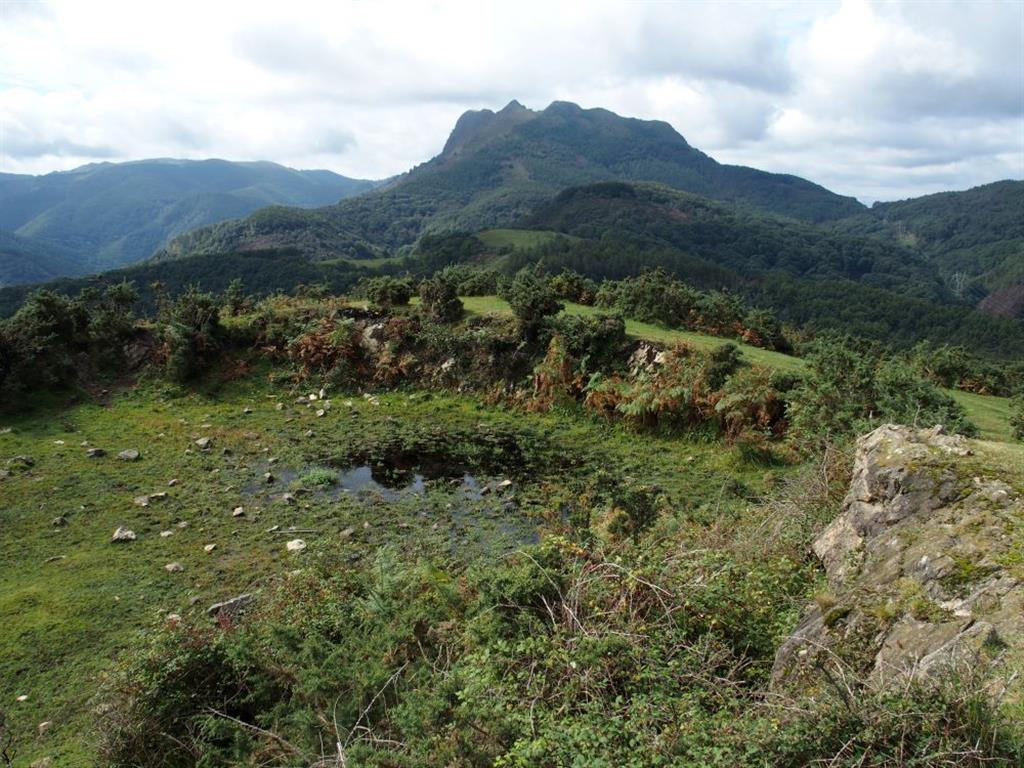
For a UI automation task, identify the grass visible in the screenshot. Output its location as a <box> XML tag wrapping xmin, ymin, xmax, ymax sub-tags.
<box><xmin>0</xmin><ymin>373</ymin><xmax>779</xmax><ymax>766</ymax></box>
<box><xmin>457</xmin><ymin>296</ymin><xmax>1014</xmax><ymax>441</ymax></box>
<box><xmin>475</xmin><ymin>228</ymin><xmax>578</xmax><ymax>250</ymax></box>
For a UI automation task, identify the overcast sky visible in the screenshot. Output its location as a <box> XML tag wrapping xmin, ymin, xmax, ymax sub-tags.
<box><xmin>1</xmin><ymin>0</ymin><xmax>1021</xmax><ymax>202</ymax></box>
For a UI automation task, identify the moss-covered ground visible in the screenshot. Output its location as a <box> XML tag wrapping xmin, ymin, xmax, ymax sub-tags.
<box><xmin>0</xmin><ymin>370</ymin><xmax>783</xmax><ymax>766</ymax></box>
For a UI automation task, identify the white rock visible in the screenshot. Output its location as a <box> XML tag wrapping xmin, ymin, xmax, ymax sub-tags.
<box><xmin>160</xmin><ymin>530</ymin><xmax>173</xmax><ymax>538</ymax></box>
<box><xmin>203</xmin><ymin>543</ymin><xmax>217</xmax><ymax>553</ymax></box>
<box><xmin>232</xmin><ymin>506</ymin><xmax>245</xmax><ymax>517</ymax></box>
<box><xmin>165</xmin><ymin>562</ymin><xmax>184</xmax><ymax>573</ymax></box>
<box><xmin>111</xmin><ymin>526</ymin><xmax>136</xmax><ymax>542</ymax></box>
<box><xmin>286</xmin><ymin>538</ymin><xmax>307</xmax><ymax>553</ymax></box>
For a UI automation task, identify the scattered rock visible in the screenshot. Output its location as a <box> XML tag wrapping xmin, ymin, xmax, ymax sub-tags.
<box><xmin>134</xmin><ymin>495</ymin><xmax>150</xmax><ymax>507</ymax></box>
<box><xmin>195</xmin><ymin>437</ymin><xmax>213</xmax><ymax>450</ymax></box>
<box><xmin>176</xmin><ymin>520</ymin><xmax>189</xmax><ymax>529</ymax></box>
<box><xmin>243</xmin><ymin>407</ymin><xmax>252</xmax><ymax>414</ymax></box>
<box><xmin>232</xmin><ymin>506</ymin><xmax>245</xmax><ymax>517</ymax></box>
<box><xmin>203</xmin><ymin>543</ymin><xmax>217</xmax><ymax>553</ymax></box>
<box><xmin>111</xmin><ymin>526</ymin><xmax>136</xmax><ymax>542</ymax></box>
<box><xmin>286</xmin><ymin>539</ymin><xmax>307</xmax><ymax>553</ymax></box>
<box><xmin>7</xmin><ymin>455</ymin><xmax>35</xmax><ymax>469</ymax></box>
<box><xmin>281</xmin><ymin>493</ymin><xmax>296</xmax><ymax>505</ymax></box>
<box><xmin>207</xmin><ymin>593</ymin><xmax>253</xmax><ymax>618</ymax></box>
<box><xmin>243</xmin><ymin>431</ymin><xmax>259</xmax><ymax>440</ymax></box>
<box><xmin>118</xmin><ymin>449</ymin><xmax>141</xmax><ymax>461</ymax></box>
<box><xmin>275</xmin><ymin>402</ymin><xmax>284</xmax><ymax>410</ymax></box>
<box><xmin>497</xmin><ymin>479</ymin><xmax>513</xmax><ymax>490</ymax></box>
<box><xmin>316</xmin><ymin>409</ymin><xmax>326</xmax><ymax>417</ymax></box>
<box><xmin>160</xmin><ymin>530</ymin><xmax>173</xmax><ymax>538</ymax></box>
<box><xmin>30</xmin><ymin>757</ymin><xmax>53</xmax><ymax>768</ymax></box>
<box><xmin>52</xmin><ymin>516</ymin><xmax>67</xmax><ymax>527</ymax></box>
<box><xmin>266</xmin><ymin>525</ymin><xmax>280</xmax><ymax>533</ymax></box>
<box><xmin>264</xmin><ymin>472</ymin><xmax>275</xmax><ymax>484</ymax></box>
<box><xmin>16</xmin><ymin>694</ymin><xmax>28</xmax><ymax>702</ymax></box>
<box><xmin>87</xmin><ymin>448</ymin><xmax>107</xmax><ymax>458</ymax></box>
<box><xmin>38</xmin><ymin>720</ymin><xmax>52</xmax><ymax>736</ymax></box>
<box><xmin>43</xmin><ymin>555</ymin><xmax>65</xmax><ymax>563</ymax></box>
<box><xmin>304</xmin><ymin>429</ymin><xmax>314</xmax><ymax>438</ymax></box>
<box><xmin>168</xmin><ymin>478</ymin><xmax>179</xmax><ymax>486</ymax></box>
<box><xmin>164</xmin><ymin>562</ymin><xmax>184</xmax><ymax>573</ymax></box>
<box><xmin>149</xmin><ymin>491</ymin><xmax>167</xmax><ymax>501</ymax></box>
<box><xmin>340</xmin><ymin>526</ymin><xmax>355</xmax><ymax>538</ymax></box>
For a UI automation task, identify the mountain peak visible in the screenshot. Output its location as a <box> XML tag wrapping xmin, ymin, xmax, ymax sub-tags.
<box><xmin>441</xmin><ymin>100</ymin><xmax>537</xmax><ymax>157</ymax></box>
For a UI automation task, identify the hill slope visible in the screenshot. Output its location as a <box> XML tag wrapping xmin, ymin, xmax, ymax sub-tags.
<box><xmin>156</xmin><ymin>100</ymin><xmax>865</xmax><ymax>262</ymax></box>
<box><xmin>833</xmin><ymin>180</ymin><xmax>1024</xmax><ymax>316</ymax></box>
<box><xmin>0</xmin><ymin>159</ymin><xmax>375</xmax><ymax>283</ymax></box>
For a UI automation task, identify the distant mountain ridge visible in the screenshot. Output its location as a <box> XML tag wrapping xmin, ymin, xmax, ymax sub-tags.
<box><xmin>0</xmin><ymin>159</ymin><xmax>376</xmax><ymax>285</ymax></box>
<box><xmin>155</xmin><ymin>100</ymin><xmax>866</xmax><ymax>262</ymax></box>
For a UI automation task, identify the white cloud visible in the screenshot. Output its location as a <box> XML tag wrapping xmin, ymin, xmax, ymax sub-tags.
<box><xmin>0</xmin><ymin>0</ymin><xmax>1020</xmax><ymax>202</ymax></box>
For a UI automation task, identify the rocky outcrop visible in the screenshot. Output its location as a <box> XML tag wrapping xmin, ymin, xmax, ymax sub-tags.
<box><xmin>773</xmin><ymin>425</ymin><xmax>1023</xmax><ymax>699</ymax></box>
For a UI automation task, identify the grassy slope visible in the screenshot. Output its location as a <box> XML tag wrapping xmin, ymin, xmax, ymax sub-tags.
<box><xmin>475</xmin><ymin>228</ymin><xmax>578</xmax><ymax>250</ymax></box>
<box><xmin>458</xmin><ymin>296</ymin><xmax>1014</xmax><ymax>441</ymax></box>
<box><xmin>0</xmin><ymin>373</ymin><xmax>775</xmax><ymax>767</ymax></box>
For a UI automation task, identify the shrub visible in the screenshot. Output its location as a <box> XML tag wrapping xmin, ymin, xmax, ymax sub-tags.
<box><xmin>790</xmin><ymin>335</ymin><xmax>977</xmax><ymax>442</ymax></box>
<box><xmin>1011</xmin><ymin>395</ymin><xmax>1024</xmax><ymax>441</ymax></box>
<box><xmin>500</xmin><ymin>267</ymin><xmax>563</xmax><ymax>340</ymax></box>
<box><xmin>418</xmin><ymin>274</ymin><xmax>463</xmax><ymax>323</ymax></box>
<box><xmin>155</xmin><ymin>286</ymin><xmax>223</xmax><ymax>382</ymax></box>
<box><xmin>358</xmin><ymin>276</ymin><xmax>413</xmax><ymax>309</ymax></box>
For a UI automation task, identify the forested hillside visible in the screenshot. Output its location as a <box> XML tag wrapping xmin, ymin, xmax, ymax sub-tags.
<box><xmin>0</xmin><ymin>159</ymin><xmax>375</xmax><ymax>283</ymax></box>
<box><xmin>156</xmin><ymin>101</ymin><xmax>864</xmax><ymax>262</ymax></box>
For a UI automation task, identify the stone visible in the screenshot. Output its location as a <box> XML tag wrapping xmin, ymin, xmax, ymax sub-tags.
<box><xmin>118</xmin><ymin>449</ymin><xmax>141</xmax><ymax>461</ymax></box>
<box><xmin>497</xmin><ymin>479</ymin><xmax>513</xmax><ymax>490</ymax></box>
<box><xmin>207</xmin><ymin>593</ymin><xmax>253</xmax><ymax>618</ymax></box>
<box><xmin>266</xmin><ymin>525</ymin><xmax>280</xmax><ymax>533</ymax></box>
<box><xmin>164</xmin><ymin>562</ymin><xmax>184</xmax><ymax>573</ymax></box>
<box><xmin>160</xmin><ymin>530</ymin><xmax>173</xmax><ymax>538</ymax></box>
<box><xmin>30</xmin><ymin>758</ymin><xmax>53</xmax><ymax>768</ymax></box>
<box><xmin>773</xmin><ymin>424</ymin><xmax>1024</xmax><ymax>703</ymax></box>
<box><xmin>52</xmin><ymin>516</ymin><xmax>67</xmax><ymax>527</ymax></box>
<box><xmin>134</xmin><ymin>495</ymin><xmax>150</xmax><ymax>507</ymax></box>
<box><xmin>304</xmin><ymin>429</ymin><xmax>315</xmax><ymax>438</ymax></box>
<box><xmin>87</xmin><ymin>448</ymin><xmax>107</xmax><ymax>458</ymax></box>
<box><xmin>203</xmin><ymin>543</ymin><xmax>217</xmax><ymax>553</ymax></box>
<box><xmin>168</xmin><ymin>478</ymin><xmax>179</xmax><ymax>486</ymax></box>
<box><xmin>340</xmin><ymin>526</ymin><xmax>355</xmax><ymax>538</ymax></box>
<box><xmin>111</xmin><ymin>526</ymin><xmax>136</xmax><ymax>542</ymax></box>
<box><xmin>176</xmin><ymin>520</ymin><xmax>189</xmax><ymax>528</ymax></box>
<box><xmin>149</xmin><ymin>492</ymin><xmax>168</xmax><ymax>501</ymax></box>
<box><xmin>286</xmin><ymin>538</ymin><xmax>307</xmax><ymax>553</ymax></box>
<box><xmin>7</xmin><ymin>454</ymin><xmax>34</xmax><ymax>469</ymax></box>
<box><xmin>195</xmin><ymin>437</ymin><xmax>213</xmax><ymax>450</ymax></box>
<box><xmin>316</xmin><ymin>409</ymin><xmax>326</xmax><ymax>417</ymax></box>
<box><xmin>16</xmin><ymin>694</ymin><xmax>28</xmax><ymax>702</ymax></box>
<box><xmin>264</xmin><ymin>472</ymin><xmax>275</xmax><ymax>483</ymax></box>
<box><xmin>243</xmin><ymin>407</ymin><xmax>252</xmax><ymax>414</ymax></box>
<box><xmin>38</xmin><ymin>720</ymin><xmax>52</xmax><ymax>736</ymax></box>
<box><xmin>232</xmin><ymin>506</ymin><xmax>245</xmax><ymax>517</ymax></box>
<box><xmin>281</xmin><ymin>493</ymin><xmax>296</xmax><ymax>505</ymax></box>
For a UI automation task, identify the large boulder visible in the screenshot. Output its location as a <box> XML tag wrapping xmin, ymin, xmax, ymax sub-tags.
<box><xmin>773</xmin><ymin>425</ymin><xmax>1023</xmax><ymax>700</ymax></box>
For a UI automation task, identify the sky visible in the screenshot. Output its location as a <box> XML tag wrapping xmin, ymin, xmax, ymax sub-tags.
<box><xmin>0</xmin><ymin>0</ymin><xmax>1021</xmax><ymax>203</ymax></box>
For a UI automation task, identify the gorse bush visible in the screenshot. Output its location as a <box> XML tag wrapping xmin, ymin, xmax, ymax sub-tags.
<box><xmin>1011</xmin><ymin>395</ymin><xmax>1024</xmax><ymax>441</ymax></box>
<box><xmin>790</xmin><ymin>335</ymin><xmax>977</xmax><ymax>442</ymax></box>
<box><xmin>0</xmin><ymin>283</ymin><xmax>138</xmax><ymax>397</ymax></box>
<box><xmin>155</xmin><ymin>285</ymin><xmax>223</xmax><ymax>382</ymax></box>
<box><xmin>501</xmin><ymin>266</ymin><xmax>563</xmax><ymax>340</ymax></box>
<box><xmin>357</xmin><ymin>275</ymin><xmax>414</xmax><ymax>309</ymax></box>
<box><xmin>418</xmin><ymin>273</ymin><xmax>464</xmax><ymax>322</ymax></box>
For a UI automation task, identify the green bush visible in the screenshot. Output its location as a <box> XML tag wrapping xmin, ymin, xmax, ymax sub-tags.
<box><xmin>1011</xmin><ymin>396</ymin><xmax>1024</xmax><ymax>441</ymax></box>
<box><xmin>791</xmin><ymin>336</ymin><xmax>977</xmax><ymax>442</ymax></box>
<box><xmin>358</xmin><ymin>276</ymin><xmax>414</xmax><ymax>309</ymax></box>
<box><xmin>156</xmin><ymin>286</ymin><xmax>223</xmax><ymax>382</ymax></box>
<box><xmin>418</xmin><ymin>274</ymin><xmax>464</xmax><ymax>323</ymax></box>
<box><xmin>501</xmin><ymin>267</ymin><xmax>563</xmax><ymax>340</ymax></box>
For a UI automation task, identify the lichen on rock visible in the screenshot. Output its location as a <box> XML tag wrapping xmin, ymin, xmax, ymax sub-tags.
<box><xmin>773</xmin><ymin>424</ymin><xmax>1023</xmax><ymax>701</ymax></box>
